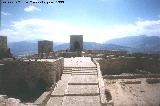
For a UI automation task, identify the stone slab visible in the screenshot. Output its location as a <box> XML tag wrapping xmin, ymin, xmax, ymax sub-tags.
<box><xmin>64</xmin><ymin>69</ymin><xmax>73</xmax><ymax>71</ymax></box>
<box><xmin>71</xmin><ymin>70</ymin><xmax>97</xmax><ymax>73</ymax></box>
<box><xmin>68</xmin><ymin>75</ymin><xmax>98</xmax><ymax>85</ymax></box>
<box><xmin>51</xmin><ymin>83</ymin><xmax>67</xmax><ymax>97</ymax></box>
<box><xmin>72</xmin><ymin>71</ymin><xmax>97</xmax><ymax>74</ymax></box>
<box><xmin>63</xmin><ymin>70</ymin><xmax>72</xmax><ymax>74</ymax></box>
<box><xmin>51</xmin><ymin>85</ymin><xmax>66</xmax><ymax>96</ymax></box>
<box><xmin>64</xmin><ymin>57</ymin><xmax>96</xmax><ymax>68</ymax></box>
<box><xmin>63</xmin><ymin>70</ymin><xmax>72</xmax><ymax>72</ymax></box>
<box><xmin>72</xmin><ymin>68</ymin><xmax>97</xmax><ymax>70</ymax></box>
<box><xmin>65</xmin><ymin>66</ymin><xmax>97</xmax><ymax>68</ymax></box>
<box><xmin>63</xmin><ymin>72</ymin><xmax>72</xmax><ymax>74</ymax></box>
<box><xmin>71</xmin><ymin>71</ymin><xmax>97</xmax><ymax>74</ymax></box>
<box><xmin>62</xmin><ymin>96</ymin><xmax>101</xmax><ymax>106</ymax></box>
<box><xmin>51</xmin><ymin>74</ymin><xmax>70</xmax><ymax>96</ymax></box>
<box><xmin>72</xmin><ymin>73</ymin><xmax>97</xmax><ymax>75</ymax></box>
<box><xmin>65</xmin><ymin>85</ymin><xmax>99</xmax><ymax>96</ymax></box>
<box><xmin>46</xmin><ymin>97</ymin><xmax>63</xmax><ymax>106</ymax></box>
<box><xmin>61</xmin><ymin>74</ymin><xmax>72</xmax><ymax>81</ymax></box>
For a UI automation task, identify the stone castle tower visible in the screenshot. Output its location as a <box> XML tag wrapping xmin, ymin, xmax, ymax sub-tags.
<box><xmin>38</xmin><ymin>40</ymin><xmax>53</xmax><ymax>57</ymax></box>
<box><xmin>0</xmin><ymin>36</ymin><xmax>12</xmax><ymax>59</ymax></box>
<box><xmin>70</xmin><ymin>35</ymin><xmax>83</xmax><ymax>52</ymax></box>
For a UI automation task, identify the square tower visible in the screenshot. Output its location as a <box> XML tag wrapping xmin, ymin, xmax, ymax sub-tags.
<box><xmin>38</xmin><ymin>40</ymin><xmax>53</xmax><ymax>54</ymax></box>
<box><xmin>70</xmin><ymin>35</ymin><xmax>83</xmax><ymax>51</ymax></box>
<box><xmin>0</xmin><ymin>36</ymin><xmax>7</xmax><ymax>49</ymax></box>
<box><xmin>0</xmin><ymin>36</ymin><xmax>12</xmax><ymax>59</ymax></box>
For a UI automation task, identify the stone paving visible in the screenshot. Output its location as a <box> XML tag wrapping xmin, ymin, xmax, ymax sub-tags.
<box><xmin>46</xmin><ymin>57</ymin><xmax>102</xmax><ymax>106</ymax></box>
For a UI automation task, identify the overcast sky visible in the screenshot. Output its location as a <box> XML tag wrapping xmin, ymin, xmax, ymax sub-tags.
<box><xmin>1</xmin><ymin>0</ymin><xmax>160</xmax><ymax>43</ymax></box>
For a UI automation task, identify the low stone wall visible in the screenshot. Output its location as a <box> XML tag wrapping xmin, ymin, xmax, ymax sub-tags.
<box><xmin>103</xmin><ymin>74</ymin><xmax>160</xmax><ymax>79</ymax></box>
<box><xmin>98</xmin><ymin>57</ymin><xmax>160</xmax><ymax>75</ymax></box>
<box><xmin>121</xmin><ymin>80</ymin><xmax>141</xmax><ymax>84</ymax></box>
<box><xmin>93</xmin><ymin>59</ymin><xmax>113</xmax><ymax>106</ymax></box>
<box><xmin>146</xmin><ymin>78</ymin><xmax>160</xmax><ymax>84</ymax></box>
<box><xmin>0</xmin><ymin>58</ymin><xmax>64</xmax><ymax>103</ymax></box>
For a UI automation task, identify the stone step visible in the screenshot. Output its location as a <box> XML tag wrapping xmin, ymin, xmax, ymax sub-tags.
<box><xmin>62</xmin><ymin>96</ymin><xmax>101</xmax><ymax>106</ymax></box>
<box><xmin>46</xmin><ymin>57</ymin><xmax>103</xmax><ymax>106</ymax></box>
<box><xmin>71</xmin><ymin>71</ymin><xmax>97</xmax><ymax>73</ymax></box>
<box><xmin>46</xmin><ymin>97</ymin><xmax>63</xmax><ymax>106</ymax></box>
<box><xmin>64</xmin><ymin>68</ymin><xmax>72</xmax><ymax>70</ymax></box>
<box><xmin>72</xmin><ymin>70</ymin><xmax>98</xmax><ymax>72</ymax></box>
<box><xmin>63</xmin><ymin>70</ymin><xmax>72</xmax><ymax>72</ymax></box>
<box><xmin>51</xmin><ymin>83</ymin><xmax>68</xmax><ymax>97</ymax></box>
<box><xmin>71</xmin><ymin>68</ymin><xmax>97</xmax><ymax>70</ymax></box>
<box><xmin>64</xmin><ymin>67</ymin><xmax>97</xmax><ymax>69</ymax></box>
<box><xmin>63</xmin><ymin>71</ymin><xmax>72</xmax><ymax>74</ymax></box>
<box><xmin>51</xmin><ymin>74</ymin><xmax>71</xmax><ymax>97</ymax></box>
<box><xmin>61</xmin><ymin>74</ymin><xmax>72</xmax><ymax>81</ymax></box>
<box><xmin>68</xmin><ymin>75</ymin><xmax>98</xmax><ymax>85</ymax></box>
<box><xmin>63</xmin><ymin>72</ymin><xmax>72</xmax><ymax>74</ymax></box>
<box><xmin>65</xmin><ymin>85</ymin><xmax>99</xmax><ymax>96</ymax></box>
<box><xmin>72</xmin><ymin>73</ymin><xmax>97</xmax><ymax>75</ymax></box>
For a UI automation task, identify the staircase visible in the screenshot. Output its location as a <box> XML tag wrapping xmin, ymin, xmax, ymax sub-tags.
<box><xmin>46</xmin><ymin>57</ymin><xmax>104</xmax><ymax>106</ymax></box>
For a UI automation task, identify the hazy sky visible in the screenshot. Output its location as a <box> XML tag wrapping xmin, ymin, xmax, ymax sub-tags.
<box><xmin>1</xmin><ymin>0</ymin><xmax>160</xmax><ymax>43</ymax></box>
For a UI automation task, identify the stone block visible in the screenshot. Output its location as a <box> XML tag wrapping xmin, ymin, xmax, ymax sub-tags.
<box><xmin>68</xmin><ymin>75</ymin><xmax>98</xmax><ymax>85</ymax></box>
<box><xmin>65</xmin><ymin>85</ymin><xmax>99</xmax><ymax>96</ymax></box>
<box><xmin>51</xmin><ymin>74</ymin><xmax>71</xmax><ymax>97</ymax></box>
<box><xmin>51</xmin><ymin>82</ymin><xmax>68</xmax><ymax>97</ymax></box>
<box><xmin>62</xmin><ymin>96</ymin><xmax>101</xmax><ymax>106</ymax></box>
<box><xmin>72</xmin><ymin>73</ymin><xmax>97</xmax><ymax>75</ymax></box>
<box><xmin>46</xmin><ymin>97</ymin><xmax>63</xmax><ymax>106</ymax></box>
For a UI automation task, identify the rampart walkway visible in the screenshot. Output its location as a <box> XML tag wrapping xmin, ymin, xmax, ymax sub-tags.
<box><xmin>46</xmin><ymin>57</ymin><xmax>103</xmax><ymax>106</ymax></box>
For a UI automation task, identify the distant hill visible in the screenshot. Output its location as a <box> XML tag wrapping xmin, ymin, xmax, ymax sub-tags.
<box><xmin>8</xmin><ymin>41</ymin><xmax>69</xmax><ymax>55</ymax></box>
<box><xmin>105</xmin><ymin>35</ymin><xmax>160</xmax><ymax>53</ymax></box>
<box><xmin>8</xmin><ymin>41</ymin><xmax>38</xmax><ymax>55</ymax></box>
<box><xmin>8</xmin><ymin>35</ymin><xmax>160</xmax><ymax>55</ymax></box>
<box><xmin>84</xmin><ymin>42</ymin><xmax>105</xmax><ymax>50</ymax></box>
<box><xmin>8</xmin><ymin>41</ymin><xmax>129</xmax><ymax>55</ymax></box>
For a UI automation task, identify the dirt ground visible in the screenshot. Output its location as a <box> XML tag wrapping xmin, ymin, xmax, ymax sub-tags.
<box><xmin>105</xmin><ymin>78</ymin><xmax>160</xmax><ymax>106</ymax></box>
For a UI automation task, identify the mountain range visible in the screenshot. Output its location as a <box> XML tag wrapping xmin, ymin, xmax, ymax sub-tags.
<box><xmin>106</xmin><ymin>35</ymin><xmax>160</xmax><ymax>53</ymax></box>
<box><xmin>8</xmin><ymin>35</ymin><xmax>160</xmax><ymax>56</ymax></box>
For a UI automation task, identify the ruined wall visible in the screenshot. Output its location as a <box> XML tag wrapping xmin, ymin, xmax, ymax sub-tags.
<box><xmin>0</xmin><ymin>58</ymin><xmax>64</xmax><ymax>102</ymax></box>
<box><xmin>99</xmin><ymin>57</ymin><xmax>160</xmax><ymax>75</ymax></box>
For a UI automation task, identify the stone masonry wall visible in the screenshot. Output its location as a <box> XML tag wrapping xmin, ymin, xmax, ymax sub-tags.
<box><xmin>99</xmin><ymin>57</ymin><xmax>160</xmax><ymax>75</ymax></box>
<box><xmin>0</xmin><ymin>58</ymin><xmax>64</xmax><ymax>102</ymax></box>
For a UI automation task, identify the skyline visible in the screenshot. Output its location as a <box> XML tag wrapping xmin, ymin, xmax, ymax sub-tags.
<box><xmin>1</xmin><ymin>0</ymin><xmax>160</xmax><ymax>43</ymax></box>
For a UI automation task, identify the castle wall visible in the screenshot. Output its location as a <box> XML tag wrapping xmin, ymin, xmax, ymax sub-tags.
<box><xmin>0</xmin><ymin>58</ymin><xmax>64</xmax><ymax>102</ymax></box>
<box><xmin>0</xmin><ymin>64</ymin><xmax>4</xmax><ymax>90</ymax></box>
<box><xmin>98</xmin><ymin>57</ymin><xmax>160</xmax><ymax>75</ymax></box>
